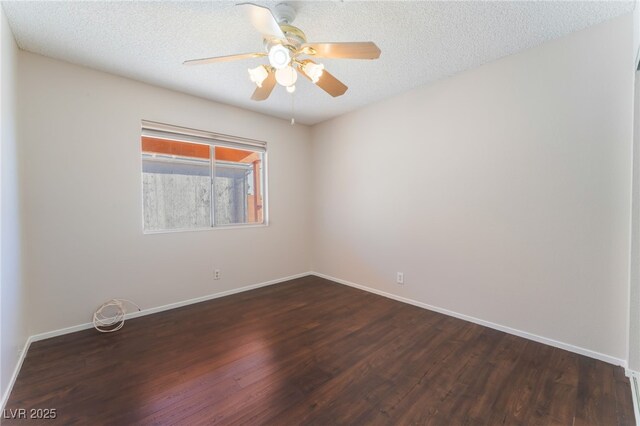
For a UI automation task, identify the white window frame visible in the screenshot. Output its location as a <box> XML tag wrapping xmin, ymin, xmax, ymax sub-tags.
<box><xmin>141</xmin><ymin>120</ymin><xmax>269</xmax><ymax>234</ymax></box>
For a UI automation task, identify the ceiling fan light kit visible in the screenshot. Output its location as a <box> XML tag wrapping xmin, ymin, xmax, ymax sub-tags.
<box><xmin>184</xmin><ymin>2</ymin><xmax>381</xmax><ymax>101</ymax></box>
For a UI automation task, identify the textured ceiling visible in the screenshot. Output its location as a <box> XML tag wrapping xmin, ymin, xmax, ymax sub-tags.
<box><xmin>2</xmin><ymin>1</ymin><xmax>635</xmax><ymax>125</ymax></box>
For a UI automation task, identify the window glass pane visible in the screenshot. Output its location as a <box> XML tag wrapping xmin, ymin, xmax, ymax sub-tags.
<box><xmin>214</xmin><ymin>147</ymin><xmax>264</xmax><ymax>225</ymax></box>
<box><xmin>142</xmin><ymin>137</ymin><xmax>211</xmax><ymax>231</ymax></box>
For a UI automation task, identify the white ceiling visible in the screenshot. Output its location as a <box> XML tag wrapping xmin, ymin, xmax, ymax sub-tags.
<box><xmin>2</xmin><ymin>1</ymin><xmax>635</xmax><ymax>125</ymax></box>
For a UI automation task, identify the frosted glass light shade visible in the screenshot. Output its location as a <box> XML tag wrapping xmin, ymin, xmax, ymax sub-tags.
<box><xmin>248</xmin><ymin>65</ymin><xmax>269</xmax><ymax>88</ymax></box>
<box><xmin>275</xmin><ymin>66</ymin><xmax>297</xmax><ymax>87</ymax></box>
<box><xmin>303</xmin><ymin>62</ymin><xmax>324</xmax><ymax>83</ymax></box>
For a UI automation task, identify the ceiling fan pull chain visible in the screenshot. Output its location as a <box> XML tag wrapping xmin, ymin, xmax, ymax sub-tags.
<box><xmin>291</xmin><ymin>90</ymin><xmax>295</xmax><ymax>125</ymax></box>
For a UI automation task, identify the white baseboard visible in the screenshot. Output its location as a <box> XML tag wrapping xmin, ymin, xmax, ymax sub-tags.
<box><xmin>627</xmin><ymin>369</ymin><xmax>640</xmax><ymax>424</ymax></box>
<box><xmin>29</xmin><ymin>272</ymin><xmax>311</xmax><ymax>342</ymax></box>
<box><xmin>310</xmin><ymin>271</ymin><xmax>627</xmax><ymax>368</ymax></box>
<box><xmin>0</xmin><ymin>336</ymin><xmax>32</xmax><ymax>413</ymax></box>
<box><xmin>0</xmin><ymin>271</ymin><xmax>311</xmax><ymax>411</ymax></box>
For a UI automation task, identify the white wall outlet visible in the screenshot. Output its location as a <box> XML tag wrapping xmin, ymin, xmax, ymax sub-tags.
<box><xmin>397</xmin><ymin>272</ymin><xmax>404</xmax><ymax>285</ymax></box>
<box><xmin>214</xmin><ymin>269</ymin><xmax>221</xmax><ymax>280</ymax></box>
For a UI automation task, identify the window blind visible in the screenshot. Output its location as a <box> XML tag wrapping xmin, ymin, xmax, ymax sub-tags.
<box><xmin>141</xmin><ymin>120</ymin><xmax>267</xmax><ymax>153</ymax></box>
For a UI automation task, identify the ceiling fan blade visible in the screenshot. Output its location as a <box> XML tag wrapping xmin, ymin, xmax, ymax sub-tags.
<box><xmin>251</xmin><ymin>70</ymin><xmax>276</xmax><ymax>101</ymax></box>
<box><xmin>237</xmin><ymin>3</ymin><xmax>286</xmax><ymax>42</ymax></box>
<box><xmin>315</xmin><ymin>70</ymin><xmax>348</xmax><ymax>97</ymax></box>
<box><xmin>301</xmin><ymin>42</ymin><xmax>381</xmax><ymax>59</ymax></box>
<box><xmin>183</xmin><ymin>52</ymin><xmax>266</xmax><ymax>66</ymax></box>
<box><xmin>297</xmin><ymin>62</ymin><xmax>348</xmax><ymax>97</ymax></box>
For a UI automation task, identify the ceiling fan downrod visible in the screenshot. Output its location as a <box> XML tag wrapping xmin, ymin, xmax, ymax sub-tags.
<box><xmin>274</xmin><ymin>3</ymin><xmax>296</xmax><ymax>25</ymax></box>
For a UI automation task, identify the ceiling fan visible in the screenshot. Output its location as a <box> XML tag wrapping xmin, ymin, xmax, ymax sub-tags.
<box><xmin>183</xmin><ymin>2</ymin><xmax>381</xmax><ymax>101</ymax></box>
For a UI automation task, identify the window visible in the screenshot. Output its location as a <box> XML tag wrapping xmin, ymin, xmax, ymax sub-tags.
<box><xmin>141</xmin><ymin>121</ymin><xmax>267</xmax><ymax>232</ymax></box>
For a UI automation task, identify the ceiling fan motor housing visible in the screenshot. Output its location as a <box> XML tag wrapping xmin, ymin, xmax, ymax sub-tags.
<box><xmin>272</xmin><ymin>3</ymin><xmax>306</xmax><ymax>48</ymax></box>
<box><xmin>263</xmin><ymin>24</ymin><xmax>306</xmax><ymax>54</ymax></box>
<box><xmin>280</xmin><ymin>24</ymin><xmax>307</xmax><ymax>48</ymax></box>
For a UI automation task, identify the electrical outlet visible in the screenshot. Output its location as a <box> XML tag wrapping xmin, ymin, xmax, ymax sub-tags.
<box><xmin>397</xmin><ymin>272</ymin><xmax>404</xmax><ymax>285</ymax></box>
<box><xmin>214</xmin><ymin>269</ymin><xmax>221</xmax><ymax>280</ymax></box>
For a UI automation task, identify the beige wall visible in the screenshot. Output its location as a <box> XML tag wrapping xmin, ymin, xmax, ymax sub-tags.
<box><xmin>0</xmin><ymin>5</ymin><xmax>27</xmax><ymax>405</ymax></box>
<box><xmin>17</xmin><ymin>51</ymin><xmax>312</xmax><ymax>336</ymax></box>
<box><xmin>311</xmin><ymin>14</ymin><xmax>634</xmax><ymax>362</ymax></box>
<box><xmin>630</xmin><ymin>70</ymin><xmax>640</xmax><ymax>371</ymax></box>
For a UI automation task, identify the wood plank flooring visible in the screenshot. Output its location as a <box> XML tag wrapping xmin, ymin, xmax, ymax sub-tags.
<box><xmin>3</xmin><ymin>276</ymin><xmax>635</xmax><ymax>425</ymax></box>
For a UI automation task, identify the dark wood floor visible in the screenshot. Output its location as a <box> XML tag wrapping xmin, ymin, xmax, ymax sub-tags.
<box><xmin>4</xmin><ymin>276</ymin><xmax>635</xmax><ymax>425</ymax></box>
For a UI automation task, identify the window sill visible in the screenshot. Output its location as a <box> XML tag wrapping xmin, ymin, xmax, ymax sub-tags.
<box><xmin>143</xmin><ymin>223</ymin><xmax>269</xmax><ymax>235</ymax></box>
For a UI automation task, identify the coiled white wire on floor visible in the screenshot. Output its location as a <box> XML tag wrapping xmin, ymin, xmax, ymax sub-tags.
<box><xmin>93</xmin><ymin>299</ymin><xmax>141</xmax><ymax>333</ymax></box>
